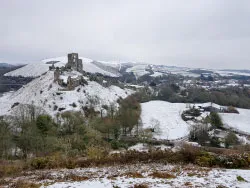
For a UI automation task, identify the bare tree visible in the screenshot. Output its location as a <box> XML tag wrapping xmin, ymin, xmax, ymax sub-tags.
<box><xmin>149</xmin><ymin>118</ymin><xmax>161</xmax><ymax>136</ymax></box>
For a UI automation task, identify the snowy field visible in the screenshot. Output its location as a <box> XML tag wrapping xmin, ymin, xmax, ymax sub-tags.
<box><xmin>150</xmin><ymin>71</ymin><xmax>164</xmax><ymax>77</ymax></box>
<box><xmin>45</xmin><ymin>170</ymin><xmax>250</xmax><ymax>188</ymax></box>
<box><xmin>140</xmin><ymin>101</ymin><xmax>190</xmax><ymax>140</ymax></box>
<box><xmin>140</xmin><ymin>101</ymin><xmax>250</xmax><ymax>140</ymax></box>
<box><xmin>5</xmin><ymin>163</ymin><xmax>250</xmax><ymax>188</ymax></box>
<box><xmin>220</xmin><ymin>108</ymin><xmax>250</xmax><ymax>134</ymax></box>
<box><xmin>196</xmin><ymin>102</ymin><xmax>250</xmax><ymax>134</ymax></box>
<box><xmin>126</xmin><ymin>64</ymin><xmax>150</xmax><ymax>78</ymax></box>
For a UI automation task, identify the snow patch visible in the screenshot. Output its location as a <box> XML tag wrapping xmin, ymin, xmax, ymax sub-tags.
<box><xmin>140</xmin><ymin>101</ymin><xmax>190</xmax><ymax>140</ymax></box>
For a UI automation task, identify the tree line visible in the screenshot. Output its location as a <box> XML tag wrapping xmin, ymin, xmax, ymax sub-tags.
<box><xmin>0</xmin><ymin>94</ymin><xmax>142</xmax><ymax>160</ymax></box>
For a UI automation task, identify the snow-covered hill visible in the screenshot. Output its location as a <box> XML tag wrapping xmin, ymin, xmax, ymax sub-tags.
<box><xmin>126</xmin><ymin>64</ymin><xmax>151</xmax><ymax>78</ymax></box>
<box><xmin>4</xmin><ymin>56</ymin><xmax>121</xmax><ymax>78</ymax></box>
<box><xmin>220</xmin><ymin>108</ymin><xmax>250</xmax><ymax>134</ymax></box>
<box><xmin>140</xmin><ymin>100</ymin><xmax>250</xmax><ymax>140</ymax></box>
<box><xmin>194</xmin><ymin>102</ymin><xmax>250</xmax><ymax>135</ymax></box>
<box><xmin>0</xmin><ymin>71</ymin><xmax>133</xmax><ymax>117</ymax></box>
<box><xmin>140</xmin><ymin>101</ymin><xmax>190</xmax><ymax>140</ymax></box>
<box><xmin>4</xmin><ymin>62</ymin><xmax>50</xmax><ymax>77</ymax></box>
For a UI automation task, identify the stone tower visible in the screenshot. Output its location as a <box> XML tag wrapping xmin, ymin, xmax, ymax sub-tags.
<box><xmin>66</xmin><ymin>53</ymin><xmax>83</xmax><ymax>72</ymax></box>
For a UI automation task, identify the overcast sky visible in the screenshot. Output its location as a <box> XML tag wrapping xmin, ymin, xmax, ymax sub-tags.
<box><xmin>1</xmin><ymin>0</ymin><xmax>250</xmax><ymax>69</ymax></box>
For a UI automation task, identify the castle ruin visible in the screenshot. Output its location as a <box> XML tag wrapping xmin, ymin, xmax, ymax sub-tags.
<box><xmin>50</xmin><ymin>53</ymin><xmax>87</xmax><ymax>90</ymax></box>
<box><xmin>65</xmin><ymin>53</ymin><xmax>83</xmax><ymax>72</ymax></box>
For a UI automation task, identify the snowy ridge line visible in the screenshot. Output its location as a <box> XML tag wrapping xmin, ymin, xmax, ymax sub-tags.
<box><xmin>4</xmin><ymin>56</ymin><xmax>122</xmax><ymax>78</ymax></box>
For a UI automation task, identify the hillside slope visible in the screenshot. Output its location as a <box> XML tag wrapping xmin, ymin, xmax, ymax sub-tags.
<box><xmin>0</xmin><ymin>71</ymin><xmax>132</xmax><ymax>117</ymax></box>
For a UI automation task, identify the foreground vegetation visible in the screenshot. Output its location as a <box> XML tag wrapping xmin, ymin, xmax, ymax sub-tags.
<box><xmin>0</xmin><ymin>94</ymin><xmax>143</xmax><ymax>161</ymax></box>
<box><xmin>1</xmin><ymin>86</ymin><xmax>250</xmax><ymax>187</ymax></box>
<box><xmin>1</xmin><ymin>144</ymin><xmax>250</xmax><ymax>180</ymax></box>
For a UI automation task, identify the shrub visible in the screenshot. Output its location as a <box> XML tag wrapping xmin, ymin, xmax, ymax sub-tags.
<box><xmin>225</xmin><ymin>132</ymin><xmax>239</xmax><ymax>148</ymax></box>
<box><xmin>64</xmin><ymin>173</ymin><xmax>89</xmax><ymax>181</ymax></box>
<box><xmin>0</xmin><ymin>162</ymin><xmax>23</xmax><ymax>178</ymax></box>
<box><xmin>111</xmin><ymin>140</ymin><xmax>120</xmax><ymax>150</ymax></box>
<box><xmin>210</xmin><ymin>112</ymin><xmax>223</xmax><ymax>128</ymax></box>
<box><xmin>227</xmin><ymin>106</ymin><xmax>239</xmax><ymax>114</ymax></box>
<box><xmin>10</xmin><ymin>180</ymin><xmax>40</xmax><ymax>188</ymax></box>
<box><xmin>133</xmin><ymin>184</ymin><xmax>149</xmax><ymax>188</ymax></box>
<box><xmin>237</xmin><ymin>175</ymin><xmax>246</xmax><ymax>182</ymax></box>
<box><xmin>110</xmin><ymin>140</ymin><xmax>128</xmax><ymax>150</ymax></box>
<box><xmin>180</xmin><ymin>144</ymin><xmax>201</xmax><ymax>163</ymax></box>
<box><xmin>210</xmin><ymin>137</ymin><xmax>221</xmax><ymax>147</ymax></box>
<box><xmin>149</xmin><ymin>171</ymin><xmax>176</xmax><ymax>179</ymax></box>
<box><xmin>65</xmin><ymin>158</ymin><xmax>77</xmax><ymax>169</ymax></box>
<box><xmin>30</xmin><ymin>157</ymin><xmax>49</xmax><ymax>169</ymax></box>
<box><xmin>195</xmin><ymin>152</ymin><xmax>216</xmax><ymax>167</ymax></box>
<box><xmin>86</xmin><ymin>145</ymin><xmax>106</xmax><ymax>160</ymax></box>
<box><xmin>189</xmin><ymin>124</ymin><xmax>210</xmax><ymax>145</ymax></box>
<box><xmin>122</xmin><ymin>172</ymin><xmax>144</xmax><ymax>178</ymax></box>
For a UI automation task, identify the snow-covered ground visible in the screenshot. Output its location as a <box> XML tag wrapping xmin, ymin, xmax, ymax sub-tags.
<box><xmin>150</xmin><ymin>71</ymin><xmax>164</xmax><ymax>77</ymax></box>
<box><xmin>194</xmin><ymin>102</ymin><xmax>250</xmax><ymax>135</ymax></box>
<box><xmin>140</xmin><ymin>101</ymin><xmax>190</xmax><ymax>140</ymax></box>
<box><xmin>126</xmin><ymin>64</ymin><xmax>150</xmax><ymax>78</ymax></box>
<box><xmin>128</xmin><ymin>143</ymin><xmax>172</xmax><ymax>152</ymax></box>
<box><xmin>5</xmin><ymin>163</ymin><xmax>250</xmax><ymax>188</ymax></box>
<box><xmin>5</xmin><ymin>56</ymin><xmax>120</xmax><ymax>77</ymax></box>
<box><xmin>140</xmin><ymin>101</ymin><xmax>250</xmax><ymax>140</ymax></box>
<box><xmin>45</xmin><ymin>168</ymin><xmax>250</xmax><ymax>188</ymax></box>
<box><xmin>220</xmin><ymin>108</ymin><xmax>250</xmax><ymax>134</ymax></box>
<box><xmin>151</xmin><ymin>66</ymin><xmax>201</xmax><ymax>78</ymax></box>
<box><xmin>0</xmin><ymin>71</ymin><xmax>133</xmax><ymax>117</ymax></box>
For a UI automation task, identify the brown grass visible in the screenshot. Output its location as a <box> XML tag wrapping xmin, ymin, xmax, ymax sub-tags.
<box><xmin>0</xmin><ymin>179</ymin><xmax>8</xmax><ymax>186</ymax></box>
<box><xmin>107</xmin><ymin>174</ymin><xmax>119</xmax><ymax>180</ymax></box>
<box><xmin>149</xmin><ymin>171</ymin><xmax>176</xmax><ymax>179</ymax></box>
<box><xmin>184</xmin><ymin>182</ymin><xmax>193</xmax><ymax>187</ymax></box>
<box><xmin>36</xmin><ymin>173</ymin><xmax>54</xmax><ymax>181</ymax></box>
<box><xmin>203</xmin><ymin>146</ymin><xmax>243</xmax><ymax>155</ymax></box>
<box><xmin>1</xmin><ymin>145</ymin><xmax>250</xmax><ymax>179</ymax></box>
<box><xmin>64</xmin><ymin>173</ymin><xmax>90</xmax><ymax>181</ymax></box>
<box><xmin>0</xmin><ymin>160</ymin><xmax>24</xmax><ymax>178</ymax></box>
<box><xmin>122</xmin><ymin>172</ymin><xmax>144</xmax><ymax>178</ymax></box>
<box><xmin>9</xmin><ymin>180</ymin><xmax>41</xmax><ymax>188</ymax></box>
<box><xmin>133</xmin><ymin>184</ymin><xmax>149</xmax><ymax>188</ymax></box>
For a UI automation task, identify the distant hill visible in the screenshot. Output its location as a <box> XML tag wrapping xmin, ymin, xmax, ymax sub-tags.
<box><xmin>0</xmin><ymin>63</ymin><xmax>16</xmax><ymax>68</ymax></box>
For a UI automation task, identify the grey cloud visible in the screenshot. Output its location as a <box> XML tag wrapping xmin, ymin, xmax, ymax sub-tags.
<box><xmin>1</xmin><ymin>0</ymin><xmax>250</xmax><ymax>69</ymax></box>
